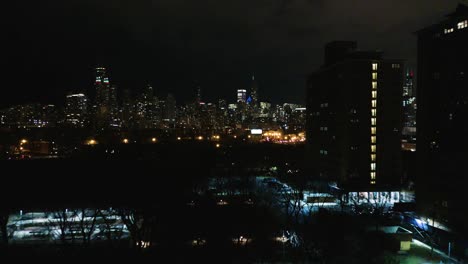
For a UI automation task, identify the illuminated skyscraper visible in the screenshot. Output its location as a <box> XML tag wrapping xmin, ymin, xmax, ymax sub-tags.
<box><xmin>121</xmin><ymin>89</ymin><xmax>133</xmax><ymax>128</ymax></box>
<box><xmin>94</xmin><ymin>67</ymin><xmax>111</xmax><ymax>128</ymax></box>
<box><xmin>402</xmin><ymin>69</ymin><xmax>416</xmax><ymax>146</ymax></box>
<box><xmin>65</xmin><ymin>93</ymin><xmax>88</xmax><ymax>127</ymax></box>
<box><xmin>250</xmin><ymin>75</ymin><xmax>258</xmax><ymax>107</ymax></box>
<box><xmin>164</xmin><ymin>93</ymin><xmax>176</xmax><ymax>124</ymax></box>
<box><xmin>237</xmin><ymin>89</ymin><xmax>247</xmax><ymax>103</ymax></box>
<box><xmin>109</xmin><ymin>85</ymin><xmax>120</xmax><ymax>127</ymax></box>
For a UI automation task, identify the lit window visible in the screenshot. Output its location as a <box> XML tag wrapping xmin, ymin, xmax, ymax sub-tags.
<box><xmin>371</xmin><ymin>109</ymin><xmax>377</xmax><ymax>117</ymax></box>
<box><xmin>372</xmin><ymin>72</ymin><xmax>378</xmax><ymax>80</ymax></box>
<box><xmin>371</xmin><ymin>144</ymin><xmax>376</xmax><ymax>153</ymax></box>
<box><xmin>444</xmin><ymin>28</ymin><xmax>454</xmax><ymax>34</ymax></box>
<box><xmin>372</xmin><ymin>63</ymin><xmax>378</xmax><ymax>71</ymax></box>
<box><xmin>458</xmin><ymin>20</ymin><xmax>468</xmax><ymax>29</ymax></box>
<box><xmin>371</xmin><ymin>118</ymin><xmax>376</xmax><ymax>126</ymax></box>
<box><xmin>370</xmin><ymin>180</ymin><xmax>376</xmax><ymax>185</ymax></box>
<box><xmin>371</xmin><ymin>163</ymin><xmax>376</xmax><ymax>171</ymax></box>
<box><xmin>372</xmin><ymin>100</ymin><xmax>377</xmax><ymax>108</ymax></box>
<box><xmin>372</xmin><ymin>91</ymin><xmax>377</xmax><ymax>98</ymax></box>
<box><xmin>370</xmin><ymin>172</ymin><xmax>376</xmax><ymax>179</ymax></box>
<box><xmin>371</xmin><ymin>127</ymin><xmax>376</xmax><ymax>135</ymax></box>
<box><xmin>392</xmin><ymin>63</ymin><xmax>400</xmax><ymax>69</ymax></box>
<box><xmin>371</xmin><ymin>154</ymin><xmax>376</xmax><ymax>161</ymax></box>
<box><xmin>372</xmin><ymin>81</ymin><xmax>377</xmax><ymax>89</ymax></box>
<box><xmin>371</xmin><ymin>136</ymin><xmax>376</xmax><ymax>143</ymax></box>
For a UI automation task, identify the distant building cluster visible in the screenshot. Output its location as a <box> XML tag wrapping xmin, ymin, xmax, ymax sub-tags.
<box><xmin>0</xmin><ymin>68</ymin><xmax>306</xmax><ymax>136</ymax></box>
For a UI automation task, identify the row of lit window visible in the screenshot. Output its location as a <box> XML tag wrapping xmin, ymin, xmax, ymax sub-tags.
<box><xmin>458</xmin><ymin>20</ymin><xmax>468</xmax><ymax>29</ymax></box>
<box><xmin>444</xmin><ymin>28</ymin><xmax>454</xmax><ymax>34</ymax></box>
<box><xmin>320</xmin><ymin>127</ymin><xmax>328</xmax><ymax>131</ymax></box>
<box><xmin>392</xmin><ymin>64</ymin><xmax>400</xmax><ymax>69</ymax></box>
<box><xmin>319</xmin><ymin>150</ymin><xmax>328</xmax><ymax>155</ymax></box>
<box><xmin>320</xmin><ymin>103</ymin><xmax>328</xmax><ymax>108</ymax></box>
<box><xmin>446</xmin><ymin>20</ymin><xmax>468</xmax><ymax>34</ymax></box>
<box><xmin>371</xmin><ymin>63</ymin><xmax>378</xmax><ymax>185</ymax></box>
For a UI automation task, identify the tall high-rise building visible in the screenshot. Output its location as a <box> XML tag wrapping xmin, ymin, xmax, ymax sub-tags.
<box><xmin>109</xmin><ymin>85</ymin><xmax>120</xmax><ymax>127</ymax></box>
<box><xmin>402</xmin><ymin>69</ymin><xmax>416</xmax><ymax>146</ymax></box>
<box><xmin>121</xmin><ymin>89</ymin><xmax>133</xmax><ymax>128</ymax></box>
<box><xmin>164</xmin><ymin>94</ymin><xmax>176</xmax><ymax>124</ymax></box>
<box><xmin>94</xmin><ymin>67</ymin><xmax>111</xmax><ymax>128</ymax></box>
<box><xmin>237</xmin><ymin>89</ymin><xmax>247</xmax><ymax>103</ymax></box>
<box><xmin>144</xmin><ymin>84</ymin><xmax>155</xmax><ymax>126</ymax></box>
<box><xmin>416</xmin><ymin>4</ymin><xmax>468</xmax><ymax>234</ymax></box>
<box><xmin>250</xmin><ymin>75</ymin><xmax>258</xmax><ymax>107</ymax></box>
<box><xmin>65</xmin><ymin>93</ymin><xmax>88</xmax><ymax>127</ymax></box>
<box><xmin>307</xmin><ymin>41</ymin><xmax>403</xmax><ymax>187</ymax></box>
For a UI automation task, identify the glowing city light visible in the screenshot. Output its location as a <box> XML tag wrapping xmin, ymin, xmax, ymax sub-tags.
<box><xmin>86</xmin><ymin>139</ymin><xmax>97</xmax><ymax>145</ymax></box>
<box><xmin>151</xmin><ymin>137</ymin><xmax>157</xmax><ymax>142</ymax></box>
<box><xmin>123</xmin><ymin>138</ymin><xmax>129</xmax><ymax>144</ymax></box>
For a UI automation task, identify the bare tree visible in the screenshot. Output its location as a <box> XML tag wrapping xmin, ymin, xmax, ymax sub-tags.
<box><xmin>96</xmin><ymin>208</ymin><xmax>123</xmax><ymax>245</ymax></box>
<box><xmin>118</xmin><ymin>208</ymin><xmax>155</xmax><ymax>249</ymax></box>
<box><xmin>50</xmin><ymin>208</ymin><xmax>78</xmax><ymax>244</ymax></box>
<box><xmin>77</xmin><ymin>208</ymin><xmax>98</xmax><ymax>246</ymax></box>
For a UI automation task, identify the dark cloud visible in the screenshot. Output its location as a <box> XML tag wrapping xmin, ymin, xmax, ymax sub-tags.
<box><xmin>1</xmin><ymin>0</ymin><xmax>461</xmax><ymax>107</ymax></box>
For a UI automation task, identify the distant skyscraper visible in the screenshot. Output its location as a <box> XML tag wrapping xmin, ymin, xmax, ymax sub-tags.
<box><xmin>250</xmin><ymin>75</ymin><xmax>258</xmax><ymax>107</ymax></box>
<box><xmin>94</xmin><ymin>67</ymin><xmax>111</xmax><ymax>128</ymax></box>
<box><xmin>109</xmin><ymin>85</ymin><xmax>119</xmax><ymax>127</ymax></box>
<box><xmin>165</xmin><ymin>94</ymin><xmax>176</xmax><ymax>123</ymax></box>
<box><xmin>65</xmin><ymin>93</ymin><xmax>88</xmax><ymax>127</ymax></box>
<box><xmin>121</xmin><ymin>89</ymin><xmax>133</xmax><ymax>128</ymax></box>
<box><xmin>402</xmin><ymin>69</ymin><xmax>416</xmax><ymax>145</ymax></box>
<box><xmin>237</xmin><ymin>89</ymin><xmax>247</xmax><ymax>103</ymax></box>
<box><xmin>307</xmin><ymin>41</ymin><xmax>403</xmax><ymax>186</ymax></box>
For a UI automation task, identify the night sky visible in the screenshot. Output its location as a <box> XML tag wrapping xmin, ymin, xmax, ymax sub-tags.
<box><xmin>2</xmin><ymin>0</ymin><xmax>461</xmax><ymax>107</ymax></box>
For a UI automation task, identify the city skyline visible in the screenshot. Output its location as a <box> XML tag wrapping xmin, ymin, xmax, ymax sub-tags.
<box><xmin>1</xmin><ymin>2</ymin><xmax>467</xmax><ymax>262</ymax></box>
